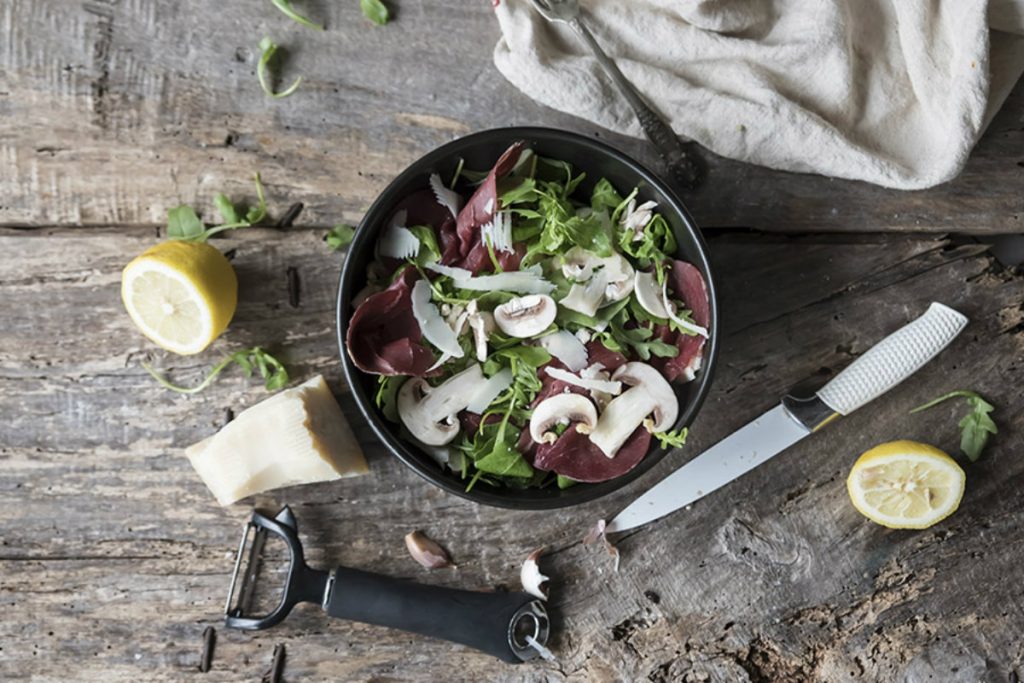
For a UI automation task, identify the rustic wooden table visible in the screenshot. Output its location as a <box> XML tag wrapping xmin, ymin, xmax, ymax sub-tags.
<box><xmin>2</xmin><ymin>2</ymin><xmax>1023</xmax><ymax>681</ymax></box>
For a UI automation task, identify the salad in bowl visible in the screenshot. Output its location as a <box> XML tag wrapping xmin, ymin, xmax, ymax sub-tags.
<box><xmin>342</xmin><ymin>135</ymin><xmax>712</xmax><ymax>500</ymax></box>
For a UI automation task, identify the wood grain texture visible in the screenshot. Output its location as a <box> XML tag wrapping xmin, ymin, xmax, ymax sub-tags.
<box><xmin>0</xmin><ymin>227</ymin><xmax>1022</xmax><ymax>682</ymax></box>
<box><xmin>1</xmin><ymin>0</ymin><xmax>1023</xmax><ymax>233</ymax></box>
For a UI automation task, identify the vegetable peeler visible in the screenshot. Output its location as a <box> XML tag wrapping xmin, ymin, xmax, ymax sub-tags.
<box><xmin>224</xmin><ymin>507</ymin><xmax>551</xmax><ymax>663</ymax></box>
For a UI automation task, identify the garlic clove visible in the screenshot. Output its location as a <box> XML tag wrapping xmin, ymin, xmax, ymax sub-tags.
<box><xmin>404</xmin><ymin>530</ymin><xmax>456</xmax><ymax>569</ymax></box>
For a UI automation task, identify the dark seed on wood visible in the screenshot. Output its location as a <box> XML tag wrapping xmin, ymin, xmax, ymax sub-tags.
<box><xmin>224</xmin><ymin>408</ymin><xmax>235</xmax><ymax>425</ymax></box>
<box><xmin>262</xmin><ymin>643</ymin><xmax>286</xmax><ymax>683</ymax></box>
<box><xmin>286</xmin><ymin>267</ymin><xmax>300</xmax><ymax>308</ymax></box>
<box><xmin>276</xmin><ymin>202</ymin><xmax>304</xmax><ymax>229</ymax></box>
<box><xmin>223</xmin><ymin>249</ymin><xmax>237</xmax><ymax>261</ymax></box>
<box><xmin>198</xmin><ymin>626</ymin><xmax>215</xmax><ymax>673</ymax></box>
<box><xmin>643</xmin><ymin>590</ymin><xmax>660</xmax><ymax>604</ymax></box>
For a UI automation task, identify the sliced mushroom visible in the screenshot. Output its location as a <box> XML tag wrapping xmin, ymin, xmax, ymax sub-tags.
<box><xmin>561</xmin><ymin>247</ymin><xmax>596</xmax><ymax>283</ymax></box>
<box><xmin>521</xmin><ymin>547</ymin><xmax>550</xmax><ymax>600</ymax></box>
<box><xmin>530</xmin><ymin>393</ymin><xmax>599</xmax><ymax>444</ymax></box>
<box><xmin>601</xmin><ymin>253</ymin><xmax>635</xmax><ymax>303</ymax></box>
<box><xmin>469</xmin><ymin>309</ymin><xmax>495</xmax><ymax>362</ymax></box>
<box><xmin>634</xmin><ymin>270</ymin><xmax>670</xmax><ymax>319</ymax></box>
<box><xmin>621</xmin><ymin>199</ymin><xmax>658</xmax><ymax>237</ymax></box>
<box><xmin>588</xmin><ymin>362</ymin><xmax>679</xmax><ymax>458</ymax></box>
<box><xmin>494</xmin><ymin>295</ymin><xmax>556</xmax><ymax>338</ymax></box>
<box><xmin>559</xmin><ymin>270</ymin><xmax>609</xmax><ymax>317</ymax></box>
<box><xmin>397</xmin><ymin>364</ymin><xmax>485</xmax><ymax>446</ymax></box>
<box><xmin>580</xmin><ymin>363</ymin><xmax>615</xmax><ymax>411</ymax></box>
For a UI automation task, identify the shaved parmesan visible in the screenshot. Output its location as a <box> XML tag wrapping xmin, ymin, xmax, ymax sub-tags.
<box><xmin>662</xmin><ymin>278</ymin><xmax>709</xmax><ymax>338</ymax></box>
<box><xmin>621</xmin><ymin>199</ymin><xmax>658</xmax><ymax>236</ymax></box>
<box><xmin>185</xmin><ymin>375</ymin><xmax>368</xmax><ymax>506</ymax></box>
<box><xmin>481</xmin><ymin>211</ymin><xmax>514</xmax><ymax>253</ymax></box>
<box><xmin>411</xmin><ymin>280</ymin><xmax>464</xmax><ymax>357</ymax></box>
<box><xmin>466</xmin><ymin>368</ymin><xmax>513</xmax><ymax>414</ymax></box>
<box><xmin>545</xmin><ymin>366</ymin><xmax>622</xmax><ymax>395</ymax></box>
<box><xmin>426</xmin><ymin>262</ymin><xmax>554</xmax><ymax>295</ymax></box>
<box><xmin>379</xmin><ymin>209</ymin><xmax>420</xmax><ymax>259</ymax></box>
<box><xmin>429</xmin><ymin>172</ymin><xmax>463</xmax><ymax>219</ymax></box>
<box><xmin>539</xmin><ymin>330</ymin><xmax>589</xmax><ymax>372</ymax></box>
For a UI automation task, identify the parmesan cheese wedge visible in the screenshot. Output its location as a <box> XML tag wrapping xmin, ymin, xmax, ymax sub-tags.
<box><xmin>185</xmin><ymin>375</ymin><xmax>369</xmax><ymax>505</ymax></box>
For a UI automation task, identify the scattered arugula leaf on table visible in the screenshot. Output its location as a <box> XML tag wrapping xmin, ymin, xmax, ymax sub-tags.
<box><xmin>258</xmin><ymin>37</ymin><xmax>302</xmax><ymax>99</ymax></box>
<box><xmin>326</xmin><ymin>224</ymin><xmax>357</xmax><ymax>250</ymax></box>
<box><xmin>360</xmin><ymin>0</ymin><xmax>389</xmax><ymax>25</ymax></box>
<box><xmin>144</xmin><ymin>347</ymin><xmax>289</xmax><ymax>394</ymax></box>
<box><xmin>166</xmin><ymin>174</ymin><xmax>268</xmax><ymax>242</ymax></box>
<box><xmin>910</xmin><ymin>390</ymin><xmax>997</xmax><ymax>462</ymax></box>
<box><xmin>271</xmin><ymin>0</ymin><xmax>324</xmax><ymax>30</ymax></box>
<box><xmin>652</xmin><ymin>427</ymin><xmax>688</xmax><ymax>450</ymax></box>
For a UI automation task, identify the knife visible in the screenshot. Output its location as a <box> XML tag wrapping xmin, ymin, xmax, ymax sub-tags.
<box><xmin>607</xmin><ymin>302</ymin><xmax>969</xmax><ymax>534</ymax></box>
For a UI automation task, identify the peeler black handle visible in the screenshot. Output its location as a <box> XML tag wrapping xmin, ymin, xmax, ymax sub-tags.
<box><xmin>324</xmin><ymin>567</ymin><xmax>544</xmax><ymax>663</ymax></box>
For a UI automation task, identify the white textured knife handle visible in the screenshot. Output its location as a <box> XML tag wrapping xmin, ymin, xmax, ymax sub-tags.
<box><xmin>816</xmin><ymin>302</ymin><xmax>968</xmax><ymax>416</ymax></box>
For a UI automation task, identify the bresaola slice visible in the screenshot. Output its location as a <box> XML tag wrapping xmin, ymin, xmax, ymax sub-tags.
<box><xmin>653</xmin><ymin>260</ymin><xmax>710</xmax><ymax>383</ymax></box>
<box><xmin>533</xmin><ymin>426</ymin><xmax>652</xmax><ymax>483</ymax></box>
<box><xmin>346</xmin><ymin>267</ymin><xmax>437</xmax><ymax>377</ymax></box>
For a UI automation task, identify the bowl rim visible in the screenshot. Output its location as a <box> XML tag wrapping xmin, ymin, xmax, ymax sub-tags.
<box><xmin>337</xmin><ymin>126</ymin><xmax>719</xmax><ymax>510</ymax></box>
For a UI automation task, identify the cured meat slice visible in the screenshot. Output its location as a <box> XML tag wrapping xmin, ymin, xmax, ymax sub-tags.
<box><xmin>346</xmin><ymin>267</ymin><xmax>437</xmax><ymax>376</ymax></box>
<box><xmin>454</xmin><ymin>141</ymin><xmax>525</xmax><ymax>257</ymax></box>
<box><xmin>667</xmin><ymin>260</ymin><xmax>710</xmax><ymax>327</ymax></box>
<box><xmin>585</xmin><ymin>341</ymin><xmax>628</xmax><ymax>372</ymax></box>
<box><xmin>653</xmin><ymin>260</ymin><xmax>710</xmax><ymax>383</ymax></box>
<box><xmin>533</xmin><ymin>426</ymin><xmax>652</xmax><ymax>483</ymax></box>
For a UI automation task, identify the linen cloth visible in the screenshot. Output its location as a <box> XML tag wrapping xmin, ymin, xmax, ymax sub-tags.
<box><xmin>493</xmin><ymin>0</ymin><xmax>1024</xmax><ymax>189</ymax></box>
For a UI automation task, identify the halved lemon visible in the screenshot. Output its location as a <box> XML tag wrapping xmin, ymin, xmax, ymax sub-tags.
<box><xmin>121</xmin><ymin>241</ymin><xmax>237</xmax><ymax>355</ymax></box>
<box><xmin>847</xmin><ymin>440</ymin><xmax>965</xmax><ymax>529</ymax></box>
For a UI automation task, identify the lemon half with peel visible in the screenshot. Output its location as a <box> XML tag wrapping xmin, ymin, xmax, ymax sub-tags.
<box><xmin>847</xmin><ymin>440</ymin><xmax>965</xmax><ymax>529</ymax></box>
<box><xmin>121</xmin><ymin>241</ymin><xmax>237</xmax><ymax>355</ymax></box>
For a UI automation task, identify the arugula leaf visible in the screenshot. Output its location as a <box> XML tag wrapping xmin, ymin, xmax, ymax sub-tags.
<box><xmin>375</xmin><ymin>375</ymin><xmax>402</xmax><ymax>422</ymax></box>
<box><xmin>406</xmin><ymin>225</ymin><xmax>441</xmax><ymax>264</ymax></box>
<box><xmin>910</xmin><ymin>390</ymin><xmax>998</xmax><ymax>462</ymax></box>
<box><xmin>214</xmin><ymin>193</ymin><xmax>241</xmax><ymax>225</ymax></box>
<box><xmin>169</xmin><ymin>174</ymin><xmax>268</xmax><ymax>243</ymax></box>
<box><xmin>166</xmin><ymin>206</ymin><xmax>205</xmax><ymax>241</ymax></box>
<box><xmin>617</xmin><ymin>212</ymin><xmax>676</xmax><ymax>266</ymax></box>
<box><xmin>257</xmin><ymin>37</ymin><xmax>302</xmax><ymax>99</ymax></box>
<box><xmin>603</xmin><ymin>310</ymin><xmax>678</xmax><ymax>361</ymax></box>
<box><xmin>556</xmin><ymin>475</ymin><xmax>578</xmax><ymax>490</ymax></box>
<box><xmin>360</xmin><ymin>0</ymin><xmax>389</xmax><ymax>25</ymax></box>
<box><xmin>326</xmin><ymin>224</ymin><xmax>356</xmax><ymax>250</ymax></box>
<box><xmin>270</xmin><ymin>0</ymin><xmax>324</xmax><ymax>30</ymax></box>
<box><xmin>472</xmin><ymin>404</ymin><xmax>534</xmax><ymax>479</ymax></box>
<box><xmin>591</xmin><ymin>178</ymin><xmax>624</xmax><ymax>214</ymax></box>
<box><xmin>652</xmin><ymin>427</ymin><xmax>688</xmax><ymax>449</ymax></box>
<box><xmin>143</xmin><ymin>346</ymin><xmax>289</xmax><ymax>394</ymax></box>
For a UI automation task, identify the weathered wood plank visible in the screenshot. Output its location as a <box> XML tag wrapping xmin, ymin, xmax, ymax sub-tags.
<box><xmin>0</xmin><ymin>227</ymin><xmax>1021</xmax><ymax>681</ymax></box>
<box><xmin>1</xmin><ymin>0</ymin><xmax>1023</xmax><ymax>233</ymax></box>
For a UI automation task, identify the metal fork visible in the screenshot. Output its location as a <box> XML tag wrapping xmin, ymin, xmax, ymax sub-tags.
<box><xmin>529</xmin><ymin>0</ymin><xmax>703</xmax><ymax>189</ymax></box>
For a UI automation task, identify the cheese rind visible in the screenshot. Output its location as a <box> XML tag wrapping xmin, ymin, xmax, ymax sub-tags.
<box><xmin>186</xmin><ymin>375</ymin><xmax>369</xmax><ymax>505</ymax></box>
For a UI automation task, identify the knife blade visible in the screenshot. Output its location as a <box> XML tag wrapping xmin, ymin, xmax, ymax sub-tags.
<box><xmin>607</xmin><ymin>302</ymin><xmax>969</xmax><ymax>534</ymax></box>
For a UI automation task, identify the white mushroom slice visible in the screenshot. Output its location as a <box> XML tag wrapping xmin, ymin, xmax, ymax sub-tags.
<box><xmin>426</xmin><ymin>263</ymin><xmax>554</xmax><ymax>295</ymax></box>
<box><xmin>397</xmin><ymin>364</ymin><xmax>484</xmax><ymax>446</ymax></box>
<box><xmin>529</xmin><ymin>393</ymin><xmax>599</xmax><ymax>444</ymax></box>
<box><xmin>621</xmin><ymin>199</ymin><xmax>658</xmax><ymax>236</ymax></box>
<box><xmin>494</xmin><ymin>295</ymin><xmax>557</xmax><ymax>338</ymax></box>
<box><xmin>635</xmin><ymin>271</ymin><xmax>670</xmax><ymax>319</ymax></box>
<box><xmin>580</xmin><ymin>363</ymin><xmax>614</xmax><ymax>410</ymax></box>
<box><xmin>544</xmin><ymin>366</ymin><xmax>622</xmax><ymax>395</ymax></box>
<box><xmin>378</xmin><ymin>209</ymin><xmax>420</xmax><ymax>260</ymax></box>
<box><xmin>520</xmin><ymin>547</ymin><xmax>549</xmax><ymax>600</ymax></box>
<box><xmin>662</xmin><ymin>279</ymin><xmax>710</xmax><ymax>338</ymax></box>
<box><xmin>538</xmin><ymin>330</ymin><xmax>589</xmax><ymax>372</ymax></box>
<box><xmin>602</xmin><ymin>253</ymin><xmax>635</xmax><ymax>303</ymax></box>
<box><xmin>410</xmin><ymin>280</ymin><xmax>464</xmax><ymax>358</ymax></box>
<box><xmin>469</xmin><ymin>310</ymin><xmax>494</xmax><ymax>362</ymax></box>
<box><xmin>481</xmin><ymin>211</ymin><xmax>514</xmax><ymax>254</ymax></box>
<box><xmin>561</xmin><ymin>247</ymin><xmax>596</xmax><ymax>283</ymax></box>
<box><xmin>465</xmin><ymin>368</ymin><xmax>513</xmax><ymax>414</ymax></box>
<box><xmin>559</xmin><ymin>270</ymin><xmax>609</xmax><ymax>317</ymax></box>
<box><xmin>589</xmin><ymin>362</ymin><xmax>680</xmax><ymax>458</ymax></box>
<box><xmin>429</xmin><ymin>172</ymin><xmax>462</xmax><ymax>219</ymax></box>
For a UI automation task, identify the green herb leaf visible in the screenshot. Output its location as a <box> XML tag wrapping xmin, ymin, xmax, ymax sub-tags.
<box><xmin>257</xmin><ymin>37</ymin><xmax>302</xmax><ymax>99</ymax></box>
<box><xmin>652</xmin><ymin>427</ymin><xmax>688</xmax><ymax>449</ymax></box>
<box><xmin>360</xmin><ymin>0</ymin><xmax>389</xmax><ymax>25</ymax></box>
<box><xmin>375</xmin><ymin>375</ymin><xmax>402</xmax><ymax>422</ymax></box>
<box><xmin>326</xmin><ymin>224</ymin><xmax>357</xmax><ymax>250</ymax></box>
<box><xmin>406</xmin><ymin>225</ymin><xmax>441</xmax><ymax>264</ymax></box>
<box><xmin>556</xmin><ymin>474</ymin><xmax>578</xmax><ymax>490</ymax></box>
<box><xmin>591</xmin><ymin>178</ymin><xmax>625</xmax><ymax>214</ymax></box>
<box><xmin>166</xmin><ymin>206</ymin><xmax>205</xmax><ymax>241</ymax></box>
<box><xmin>909</xmin><ymin>390</ymin><xmax>998</xmax><ymax>462</ymax></box>
<box><xmin>472</xmin><ymin>404</ymin><xmax>534</xmax><ymax>479</ymax></box>
<box><xmin>143</xmin><ymin>346</ymin><xmax>289</xmax><ymax>394</ymax></box>
<box><xmin>270</xmin><ymin>0</ymin><xmax>324</xmax><ymax>30</ymax></box>
<box><xmin>213</xmin><ymin>193</ymin><xmax>241</xmax><ymax>225</ymax></box>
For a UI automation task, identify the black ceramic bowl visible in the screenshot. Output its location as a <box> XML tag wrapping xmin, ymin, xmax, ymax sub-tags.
<box><xmin>337</xmin><ymin>127</ymin><xmax>718</xmax><ymax>509</ymax></box>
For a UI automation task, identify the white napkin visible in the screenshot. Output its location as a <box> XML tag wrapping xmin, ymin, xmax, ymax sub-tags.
<box><xmin>493</xmin><ymin>0</ymin><xmax>1024</xmax><ymax>189</ymax></box>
